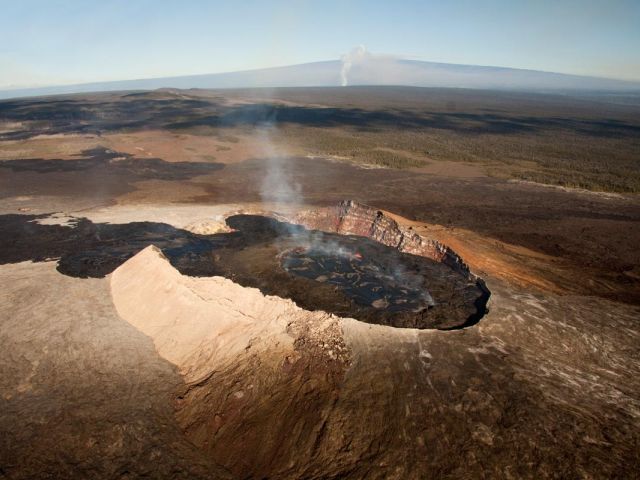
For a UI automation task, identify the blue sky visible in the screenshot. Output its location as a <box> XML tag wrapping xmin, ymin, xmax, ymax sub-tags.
<box><xmin>1</xmin><ymin>0</ymin><xmax>639</xmax><ymax>88</ymax></box>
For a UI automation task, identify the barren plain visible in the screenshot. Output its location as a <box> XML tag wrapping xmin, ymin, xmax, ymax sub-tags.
<box><xmin>0</xmin><ymin>87</ymin><xmax>639</xmax><ymax>479</ymax></box>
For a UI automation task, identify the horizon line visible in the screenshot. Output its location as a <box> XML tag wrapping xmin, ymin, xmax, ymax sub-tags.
<box><xmin>2</xmin><ymin>57</ymin><xmax>640</xmax><ymax>93</ymax></box>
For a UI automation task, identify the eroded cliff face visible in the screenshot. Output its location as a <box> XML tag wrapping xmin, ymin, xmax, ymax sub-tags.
<box><xmin>294</xmin><ymin>200</ymin><xmax>476</xmax><ymax>280</ymax></box>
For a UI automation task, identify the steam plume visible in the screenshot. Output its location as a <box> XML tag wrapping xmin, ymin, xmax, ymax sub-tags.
<box><xmin>250</xmin><ymin>99</ymin><xmax>302</xmax><ymax>212</ymax></box>
<box><xmin>259</xmin><ymin>125</ymin><xmax>301</xmax><ymax>206</ymax></box>
<box><xmin>340</xmin><ymin>45</ymin><xmax>367</xmax><ymax>86</ymax></box>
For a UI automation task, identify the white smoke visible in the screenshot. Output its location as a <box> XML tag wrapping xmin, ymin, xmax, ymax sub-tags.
<box><xmin>340</xmin><ymin>45</ymin><xmax>368</xmax><ymax>87</ymax></box>
<box><xmin>258</xmin><ymin>124</ymin><xmax>301</xmax><ymax>206</ymax></box>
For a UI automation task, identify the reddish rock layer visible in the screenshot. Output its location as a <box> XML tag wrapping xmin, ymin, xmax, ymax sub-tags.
<box><xmin>294</xmin><ymin>200</ymin><xmax>489</xmax><ymax>301</ymax></box>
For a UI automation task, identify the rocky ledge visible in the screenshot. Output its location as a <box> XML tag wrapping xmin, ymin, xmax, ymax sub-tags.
<box><xmin>293</xmin><ymin>200</ymin><xmax>491</xmax><ymax>327</ymax></box>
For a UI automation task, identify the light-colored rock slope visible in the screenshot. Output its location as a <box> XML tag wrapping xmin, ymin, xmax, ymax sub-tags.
<box><xmin>110</xmin><ymin>245</ymin><xmax>352</xmax><ymax>478</ymax></box>
<box><xmin>111</xmin><ymin>245</ymin><xmax>298</xmax><ymax>381</ymax></box>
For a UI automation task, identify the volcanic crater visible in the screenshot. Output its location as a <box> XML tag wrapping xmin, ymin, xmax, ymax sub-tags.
<box><xmin>288</xmin><ymin>200</ymin><xmax>490</xmax><ymax>329</ymax></box>
<box><xmin>0</xmin><ymin>201</ymin><xmax>489</xmax><ymax>330</ymax></box>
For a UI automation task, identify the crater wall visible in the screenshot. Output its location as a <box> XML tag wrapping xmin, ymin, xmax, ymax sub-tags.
<box><xmin>293</xmin><ymin>200</ymin><xmax>491</xmax><ymax>327</ymax></box>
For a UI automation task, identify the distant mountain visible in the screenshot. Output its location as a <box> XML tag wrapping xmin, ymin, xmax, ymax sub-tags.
<box><xmin>2</xmin><ymin>58</ymin><xmax>639</xmax><ymax>100</ymax></box>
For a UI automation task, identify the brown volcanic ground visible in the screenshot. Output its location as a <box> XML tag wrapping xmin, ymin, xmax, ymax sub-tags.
<box><xmin>0</xmin><ymin>87</ymin><xmax>639</xmax><ymax>479</ymax></box>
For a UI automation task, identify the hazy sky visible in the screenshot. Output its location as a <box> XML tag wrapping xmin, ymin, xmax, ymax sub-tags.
<box><xmin>1</xmin><ymin>0</ymin><xmax>639</xmax><ymax>88</ymax></box>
